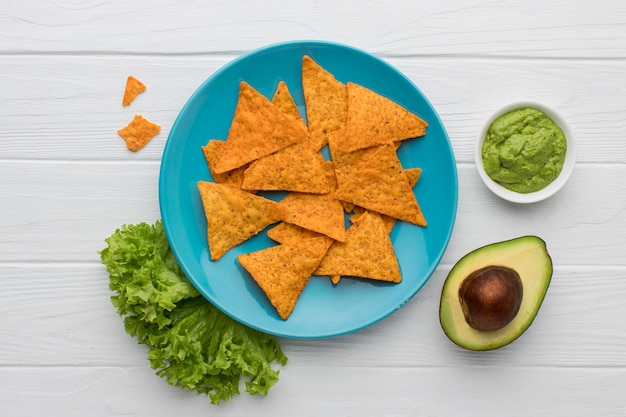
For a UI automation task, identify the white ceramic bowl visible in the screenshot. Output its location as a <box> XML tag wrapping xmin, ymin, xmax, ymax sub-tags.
<box><xmin>475</xmin><ymin>101</ymin><xmax>576</xmax><ymax>204</ymax></box>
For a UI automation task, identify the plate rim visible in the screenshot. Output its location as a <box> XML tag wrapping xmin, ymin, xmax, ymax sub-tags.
<box><xmin>159</xmin><ymin>40</ymin><xmax>458</xmax><ymax>339</ymax></box>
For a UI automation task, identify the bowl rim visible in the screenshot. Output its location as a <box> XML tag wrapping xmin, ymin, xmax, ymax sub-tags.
<box><xmin>475</xmin><ymin>101</ymin><xmax>576</xmax><ymax>204</ymax></box>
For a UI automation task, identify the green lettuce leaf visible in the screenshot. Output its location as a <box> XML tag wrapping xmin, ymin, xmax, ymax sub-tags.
<box><xmin>100</xmin><ymin>221</ymin><xmax>288</xmax><ymax>404</ymax></box>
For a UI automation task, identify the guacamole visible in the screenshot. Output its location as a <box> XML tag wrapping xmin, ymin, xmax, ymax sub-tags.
<box><xmin>482</xmin><ymin>107</ymin><xmax>567</xmax><ymax>193</ymax></box>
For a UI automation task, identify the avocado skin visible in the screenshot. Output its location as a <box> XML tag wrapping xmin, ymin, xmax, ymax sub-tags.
<box><xmin>439</xmin><ymin>236</ymin><xmax>552</xmax><ymax>351</ymax></box>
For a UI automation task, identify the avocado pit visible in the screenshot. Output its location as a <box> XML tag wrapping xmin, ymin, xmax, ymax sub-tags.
<box><xmin>458</xmin><ymin>265</ymin><xmax>523</xmax><ymax>331</ymax></box>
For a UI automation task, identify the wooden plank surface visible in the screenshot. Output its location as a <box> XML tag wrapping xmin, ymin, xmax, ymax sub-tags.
<box><xmin>1</xmin><ymin>1</ymin><xmax>625</xmax><ymax>58</ymax></box>
<box><xmin>1</xmin><ymin>1</ymin><xmax>626</xmax><ymax>416</ymax></box>
<box><xmin>1</xmin><ymin>366</ymin><xmax>624</xmax><ymax>417</ymax></box>
<box><xmin>1</xmin><ymin>55</ymin><xmax>625</xmax><ymax>163</ymax></box>
<box><xmin>1</xmin><ymin>263</ymin><xmax>625</xmax><ymax>368</ymax></box>
<box><xmin>1</xmin><ymin>162</ymin><xmax>624</xmax><ymax>265</ymax></box>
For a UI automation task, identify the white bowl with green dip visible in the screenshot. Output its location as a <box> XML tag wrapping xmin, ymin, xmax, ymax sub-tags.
<box><xmin>476</xmin><ymin>102</ymin><xmax>575</xmax><ymax>203</ymax></box>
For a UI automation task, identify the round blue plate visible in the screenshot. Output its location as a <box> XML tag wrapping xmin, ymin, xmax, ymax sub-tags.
<box><xmin>159</xmin><ymin>41</ymin><xmax>457</xmax><ymax>339</ymax></box>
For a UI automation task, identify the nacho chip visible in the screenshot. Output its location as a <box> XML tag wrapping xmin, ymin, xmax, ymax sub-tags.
<box><xmin>201</xmin><ymin>140</ymin><xmax>250</xmax><ymax>190</ymax></box>
<box><xmin>329</xmin><ymin>131</ymin><xmax>404</xmax><ymax>192</ymax></box>
<box><xmin>122</xmin><ymin>75</ymin><xmax>146</xmax><ymax>107</ymax></box>
<box><xmin>241</xmin><ymin>144</ymin><xmax>331</xmax><ymax>194</ymax></box>
<box><xmin>238</xmin><ymin>236</ymin><xmax>333</xmax><ymax>320</ymax></box>
<box><xmin>301</xmin><ymin>56</ymin><xmax>348</xmax><ymax>151</ymax></box>
<box><xmin>278</xmin><ymin>161</ymin><xmax>346</xmax><ymax>242</ymax></box>
<box><xmin>314</xmin><ymin>210</ymin><xmax>401</xmax><ymax>283</ymax></box>
<box><xmin>197</xmin><ymin>181</ymin><xmax>286</xmax><ymax>261</ymax></box>
<box><xmin>267</xmin><ymin>222</ymin><xmax>322</xmax><ymax>244</ymax></box>
<box><xmin>405</xmin><ymin>167</ymin><xmax>423</xmax><ymax>188</ymax></box>
<box><xmin>272</xmin><ymin>81</ymin><xmax>303</xmax><ymax>121</ymax></box>
<box><xmin>333</xmin><ymin>144</ymin><xmax>427</xmax><ymax>227</ymax></box>
<box><xmin>328</xmin><ymin>129</ymin><xmax>377</xmax><ymax>188</ymax></box>
<box><xmin>117</xmin><ymin>114</ymin><xmax>161</xmax><ymax>152</ymax></box>
<box><xmin>351</xmin><ymin>167</ymin><xmax>421</xmax><ymax>233</ymax></box>
<box><xmin>341</xmin><ymin>82</ymin><xmax>428</xmax><ymax>152</ymax></box>
<box><xmin>279</xmin><ymin>191</ymin><xmax>346</xmax><ymax>242</ymax></box>
<box><xmin>240</xmin><ymin>83</ymin><xmax>330</xmax><ymax>193</ymax></box>
<box><xmin>213</xmin><ymin>81</ymin><xmax>309</xmax><ymax>173</ymax></box>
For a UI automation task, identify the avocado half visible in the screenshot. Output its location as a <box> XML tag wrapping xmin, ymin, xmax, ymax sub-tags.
<box><xmin>439</xmin><ymin>236</ymin><xmax>552</xmax><ymax>351</ymax></box>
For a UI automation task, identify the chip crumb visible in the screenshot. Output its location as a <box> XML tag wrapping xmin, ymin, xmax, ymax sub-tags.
<box><xmin>122</xmin><ymin>76</ymin><xmax>147</xmax><ymax>107</ymax></box>
<box><xmin>117</xmin><ymin>114</ymin><xmax>161</xmax><ymax>152</ymax></box>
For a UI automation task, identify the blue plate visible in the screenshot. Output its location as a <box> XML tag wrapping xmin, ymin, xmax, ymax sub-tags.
<box><xmin>159</xmin><ymin>41</ymin><xmax>457</xmax><ymax>339</ymax></box>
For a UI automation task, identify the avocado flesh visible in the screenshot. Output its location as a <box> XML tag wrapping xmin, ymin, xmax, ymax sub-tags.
<box><xmin>439</xmin><ymin>236</ymin><xmax>552</xmax><ymax>351</ymax></box>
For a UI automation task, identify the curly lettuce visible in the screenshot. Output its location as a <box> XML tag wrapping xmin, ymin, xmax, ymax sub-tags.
<box><xmin>100</xmin><ymin>221</ymin><xmax>287</xmax><ymax>404</ymax></box>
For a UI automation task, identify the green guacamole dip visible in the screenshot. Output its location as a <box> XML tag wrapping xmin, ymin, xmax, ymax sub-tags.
<box><xmin>482</xmin><ymin>107</ymin><xmax>567</xmax><ymax>193</ymax></box>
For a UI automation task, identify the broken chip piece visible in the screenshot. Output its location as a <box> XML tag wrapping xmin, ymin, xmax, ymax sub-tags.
<box><xmin>117</xmin><ymin>114</ymin><xmax>161</xmax><ymax>152</ymax></box>
<box><xmin>122</xmin><ymin>76</ymin><xmax>147</xmax><ymax>107</ymax></box>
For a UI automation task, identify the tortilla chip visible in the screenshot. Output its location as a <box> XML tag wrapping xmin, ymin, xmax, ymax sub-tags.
<box><xmin>278</xmin><ymin>161</ymin><xmax>346</xmax><ymax>242</ymax></box>
<box><xmin>213</xmin><ymin>81</ymin><xmax>309</xmax><ymax>173</ymax></box>
<box><xmin>240</xmin><ymin>83</ymin><xmax>330</xmax><ymax>193</ymax></box>
<box><xmin>328</xmin><ymin>129</ymin><xmax>377</xmax><ymax>187</ymax></box>
<box><xmin>333</xmin><ymin>144</ymin><xmax>426</xmax><ymax>227</ymax></box>
<box><xmin>117</xmin><ymin>114</ymin><xmax>160</xmax><ymax>152</ymax></box>
<box><xmin>405</xmin><ymin>167</ymin><xmax>423</xmax><ymax>188</ymax></box>
<box><xmin>272</xmin><ymin>81</ymin><xmax>303</xmax><ymax>122</ymax></box>
<box><xmin>279</xmin><ymin>191</ymin><xmax>346</xmax><ymax>242</ymax></box>
<box><xmin>314</xmin><ymin>210</ymin><xmax>401</xmax><ymax>283</ymax></box>
<box><xmin>341</xmin><ymin>82</ymin><xmax>428</xmax><ymax>152</ymax></box>
<box><xmin>238</xmin><ymin>236</ymin><xmax>333</xmax><ymax>320</ymax></box>
<box><xmin>241</xmin><ymin>144</ymin><xmax>331</xmax><ymax>194</ymax></box>
<box><xmin>329</xmin><ymin>131</ymin><xmax>404</xmax><ymax>192</ymax></box>
<box><xmin>267</xmin><ymin>222</ymin><xmax>322</xmax><ymax>244</ymax></box>
<box><xmin>350</xmin><ymin>167</ymin><xmax>421</xmax><ymax>233</ymax></box>
<box><xmin>197</xmin><ymin>181</ymin><xmax>286</xmax><ymax>261</ymax></box>
<box><xmin>301</xmin><ymin>56</ymin><xmax>348</xmax><ymax>151</ymax></box>
<box><xmin>122</xmin><ymin>76</ymin><xmax>146</xmax><ymax>107</ymax></box>
<box><xmin>201</xmin><ymin>140</ymin><xmax>251</xmax><ymax>190</ymax></box>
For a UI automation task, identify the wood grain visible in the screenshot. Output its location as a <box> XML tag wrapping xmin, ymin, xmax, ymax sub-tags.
<box><xmin>1</xmin><ymin>366</ymin><xmax>624</xmax><ymax>416</ymax></box>
<box><xmin>2</xmin><ymin>1</ymin><xmax>626</xmax><ymax>415</ymax></box>
<box><xmin>1</xmin><ymin>56</ymin><xmax>625</xmax><ymax>163</ymax></box>
<box><xmin>1</xmin><ymin>1</ymin><xmax>625</xmax><ymax>58</ymax></box>
<box><xmin>0</xmin><ymin>162</ymin><xmax>624</xmax><ymax>265</ymax></box>
<box><xmin>1</xmin><ymin>263</ymin><xmax>625</xmax><ymax>369</ymax></box>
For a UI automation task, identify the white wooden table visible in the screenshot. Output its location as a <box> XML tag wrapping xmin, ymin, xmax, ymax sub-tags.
<box><xmin>2</xmin><ymin>1</ymin><xmax>625</xmax><ymax>416</ymax></box>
